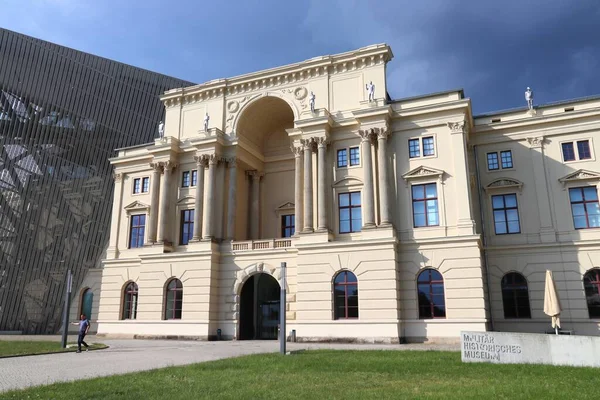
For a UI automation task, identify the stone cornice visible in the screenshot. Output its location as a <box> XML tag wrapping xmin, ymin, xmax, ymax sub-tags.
<box><xmin>160</xmin><ymin>44</ymin><xmax>393</xmax><ymax>107</ymax></box>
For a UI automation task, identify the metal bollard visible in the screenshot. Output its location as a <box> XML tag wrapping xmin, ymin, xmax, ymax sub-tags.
<box><xmin>217</xmin><ymin>328</ymin><xmax>222</xmax><ymax>341</ymax></box>
<box><xmin>291</xmin><ymin>329</ymin><xmax>296</xmax><ymax>343</ymax></box>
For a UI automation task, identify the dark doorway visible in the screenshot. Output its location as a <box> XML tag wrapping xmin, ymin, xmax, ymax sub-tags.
<box><xmin>239</xmin><ymin>273</ymin><xmax>280</xmax><ymax>340</ymax></box>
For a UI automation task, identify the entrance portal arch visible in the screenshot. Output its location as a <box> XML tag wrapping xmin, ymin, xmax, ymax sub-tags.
<box><xmin>239</xmin><ymin>273</ymin><xmax>280</xmax><ymax>340</ymax></box>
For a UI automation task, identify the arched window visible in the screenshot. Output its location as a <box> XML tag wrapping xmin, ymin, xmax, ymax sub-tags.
<box><xmin>80</xmin><ymin>288</ymin><xmax>93</xmax><ymax>320</ymax></box>
<box><xmin>164</xmin><ymin>279</ymin><xmax>183</xmax><ymax>320</ymax></box>
<box><xmin>584</xmin><ymin>269</ymin><xmax>600</xmax><ymax>318</ymax></box>
<box><xmin>333</xmin><ymin>271</ymin><xmax>358</xmax><ymax>319</ymax></box>
<box><xmin>122</xmin><ymin>282</ymin><xmax>139</xmax><ymax>320</ymax></box>
<box><xmin>417</xmin><ymin>269</ymin><xmax>446</xmax><ymax>319</ymax></box>
<box><xmin>501</xmin><ymin>272</ymin><xmax>531</xmax><ymax>319</ymax></box>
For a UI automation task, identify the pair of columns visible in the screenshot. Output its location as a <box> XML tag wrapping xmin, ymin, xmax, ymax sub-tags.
<box><xmin>146</xmin><ymin>155</ymin><xmax>238</xmax><ymax>245</ymax></box>
<box><xmin>359</xmin><ymin>127</ymin><xmax>392</xmax><ymax>227</ymax></box>
<box><xmin>294</xmin><ymin>136</ymin><xmax>329</xmax><ymax>233</ymax></box>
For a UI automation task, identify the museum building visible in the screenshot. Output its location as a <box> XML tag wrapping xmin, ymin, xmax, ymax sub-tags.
<box><xmin>86</xmin><ymin>44</ymin><xmax>600</xmax><ymax>342</ymax></box>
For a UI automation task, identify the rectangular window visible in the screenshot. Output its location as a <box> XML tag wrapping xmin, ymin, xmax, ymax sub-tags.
<box><xmin>487</xmin><ymin>152</ymin><xmax>499</xmax><ymax>170</ymax></box>
<box><xmin>339</xmin><ymin>192</ymin><xmax>362</xmax><ymax>233</ymax></box>
<box><xmin>412</xmin><ymin>184</ymin><xmax>439</xmax><ymax>227</ymax></box>
<box><xmin>349</xmin><ymin>147</ymin><xmax>360</xmax><ymax>166</ymax></box>
<box><xmin>562</xmin><ymin>142</ymin><xmax>576</xmax><ymax>162</ymax></box>
<box><xmin>577</xmin><ymin>140</ymin><xmax>591</xmax><ymax>160</ymax></box>
<box><xmin>409</xmin><ymin>139</ymin><xmax>420</xmax><ymax>158</ymax></box>
<box><xmin>281</xmin><ymin>214</ymin><xmax>295</xmax><ymax>238</ymax></box>
<box><xmin>129</xmin><ymin>214</ymin><xmax>145</xmax><ymax>248</ymax></box>
<box><xmin>133</xmin><ymin>178</ymin><xmax>141</xmax><ymax>194</ymax></box>
<box><xmin>180</xmin><ymin>209</ymin><xmax>195</xmax><ymax>245</ymax></box>
<box><xmin>422</xmin><ymin>136</ymin><xmax>435</xmax><ymax>157</ymax></box>
<box><xmin>337</xmin><ymin>149</ymin><xmax>347</xmax><ymax>168</ymax></box>
<box><xmin>191</xmin><ymin>170</ymin><xmax>198</xmax><ymax>186</ymax></box>
<box><xmin>182</xmin><ymin>171</ymin><xmax>190</xmax><ymax>187</ymax></box>
<box><xmin>500</xmin><ymin>150</ymin><xmax>513</xmax><ymax>169</ymax></box>
<box><xmin>569</xmin><ymin>187</ymin><xmax>600</xmax><ymax>229</ymax></box>
<box><xmin>492</xmin><ymin>194</ymin><xmax>521</xmax><ymax>234</ymax></box>
<box><xmin>142</xmin><ymin>177</ymin><xmax>150</xmax><ymax>193</ymax></box>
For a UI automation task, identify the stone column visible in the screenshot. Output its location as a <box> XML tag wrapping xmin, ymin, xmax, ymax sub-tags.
<box><xmin>226</xmin><ymin>157</ymin><xmax>238</xmax><ymax>240</ymax></box>
<box><xmin>157</xmin><ymin>160</ymin><xmax>176</xmax><ymax>244</ymax></box>
<box><xmin>359</xmin><ymin>130</ymin><xmax>376</xmax><ymax>228</ymax></box>
<box><xmin>248</xmin><ymin>171</ymin><xmax>262</xmax><ymax>240</ymax></box>
<box><xmin>448</xmin><ymin>121</ymin><xmax>475</xmax><ymax>235</ymax></box>
<box><xmin>215</xmin><ymin>160</ymin><xmax>226</xmax><ymax>239</ymax></box>
<box><xmin>203</xmin><ymin>154</ymin><xmax>218</xmax><ymax>240</ymax></box>
<box><xmin>146</xmin><ymin>163</ymin><xmax>162</xmax><ymax>244</ymax></box>
<box><xmin>191</xmin><ymin>155</ymin><xmax>206</xmax><ymax>241</ymax></box>
<box><xmin>107</xmin><ymin>172</ymin><xmax>124</xmax><ymax>258</ymax></box>
<box><xmin>302</xmin><ymin>138</ymin><xmax>314</xmax><ymax>232</ymax></box>
<box><xmin>293</xmin><ymin>145</ymin><xmax>304</xmax><ymax>235</ymax></box>
<box><xmin>316</xmin><ymin>137</ymin><xmax>329</xmax><ymax>232</ymax></box>
<box><xmin>376</xmin><ymin>128</ymin><xmax>391</xmax><ymax>225</ymax></box>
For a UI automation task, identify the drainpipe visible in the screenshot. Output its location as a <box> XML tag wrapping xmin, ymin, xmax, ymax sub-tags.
<box><xmin>473</xmin><ymin>145</ymin><xmax>494</xmax><ymax>331</ymax></box>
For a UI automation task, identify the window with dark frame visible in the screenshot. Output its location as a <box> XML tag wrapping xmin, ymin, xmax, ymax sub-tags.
<box><xmin>122</xmin><ymin>282</ymin><xmax>139</xmax><ymax>320</ymax></box>
<box><xmin>182</xmin><ymin>171</ymin><xmax>191</xmax><ymax>187</ymax></box>
<box><xmin>577</xmin><ymin>140</ymin><xmax>592</xmax><ymax>160</ymax></box>
<box><xmin>337</xmin><ymin>149</ymin><xmax>347</xmax><ymax>168</ymax></box>
<box><xmin>142</xmin><ymin>177</ymin><xmax>150</xmax><ymax>193</ymax></box>
<box><xmin>133</xmin><ymin>178</ymin><xmax>141</xmax><ymax>194</ymax></box>
<box><xmin>562</xmin><ymin>142</ymin><xmax>576</xmax><ymax>162</ymax></box>
<box><xmin>349</xmin><ymin>146</ymin><xmax>360</xmax><ymax>166</ymax></box>
<box><xmin>129</xmin><ymin>214</ymin><xmax>145</xmax><ymax>248</ymax></box>
<box><xmin>281</xmin><ymin>214</ymin><xmax>295</xmax><ymax>238</ymax></box>
<box><xmin>417</xmin><ymin>269</ymin><xmax>446</xmax><ymax>319</ymax></box>
<box><xmin>409</xmin><ymin>138</ymin><xmax>420</xmax><ymax>158</ymax></box>
<box><xmin>191</xmin><ymin>170</ymin><xmax>198</xmax><ymax>186</ymax></box>
<box><xmin>333</xmin><ymin>271</ymin><xmax>358</xmax><ymax>319</ymax></box>
<box><xmin>501</xmin><ymin>272</ymin><xmax>531</xmax><ymax>319</ymax></box>
<box><xmin>180</xmin><ymin>209</ymin><xmax>194</xmax><ymax>245</ymax></box>
<box><xmin>487</xmin><ymin>152</ymin><xmax>499</xmax><ymax>170</ymax></box>
<box><xmin>492</xmin><ymin>194</ymin><xmax>520</xmax><ymax>234</ymax></box>
<box><xmin>412</xmin><ymin>184</ymin><xmax>439</xmax><ymax>227</ymax></box>
<box><xmin>569</xmin><ymin>187</ymin><xmax>600</xmax><ymax>229</ymax></box>
<box><xmin>500</xmin><ymin>150</ymin><xmax>513</xmax><ymax>169</ymax></box>
<box><xmin>584</xmin><ymin>269</ymin><xmax>600</xmax><ymax>318</ymax></box>
<box><xmin>164</xmin><ymin>279</ymin><xmax>183</xmax><ymax>320</ymax></box>
<box><xmin>338</xmin><ymin>192</ymin><xmax>362</xmax><ymax>233</ymax></box>
<box><xmin>423</xmin><ymin>136</ymin><xmax>435</xmax><ymax>157</ymax></box>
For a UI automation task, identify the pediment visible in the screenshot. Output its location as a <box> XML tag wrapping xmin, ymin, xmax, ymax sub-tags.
<box><xmin>558</xmin><ymin>169</ymin><xmax>600</xmax><ymax>186</ymax></box>
<box><xmin>124</xmin><ymin>201</ymin><xmax>150</xmax><ymax>211</ymax></box>
<box><xmin>402</xmin><ymin>166</ymin><xmax>444</xmax><ymax>181</ymax></box>
<box><xmin>276</xmin><ymin>202</ymin><xmax>295</xmax><ymax>210</ymax></box>
<box><xmin>332</xmin><ymin>176</ymin><xmax>363</xmax><ymax>188</ymax></box>
<box><xmin>177</xmin><ymin>196</ymin><xmax>195</xmax><ymax>204</ymax></box>
<box><xmin>484</xmin><ymin>178</ymin><xmax>524</xmax><ymax>192</ymax></box>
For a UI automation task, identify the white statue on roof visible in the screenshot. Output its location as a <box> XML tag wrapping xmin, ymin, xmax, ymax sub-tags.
<box><xmin>204</xmin><ymin>113</ymin><xmax>210</xmax><ymax>131</ymax></box>
<box><xmin>158</xmin><ymin>121</ymin><xmax>164</xmax><ymax>139</ymax></box>
<box><xmin>366</xmin><ymin>81</ymin><xmax>375</xmax><ymax>102</ymax></box>
<box><xmin>309</xmin><ymin>91</ymin><xmax>316</xmax><ymax>113</ymax></box>
<box><xmin>525</xmin><ymin>87</ymin><xmax>534</xmax><ymax>110</ymax></box>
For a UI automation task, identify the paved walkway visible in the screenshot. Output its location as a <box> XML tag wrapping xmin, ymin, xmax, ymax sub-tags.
<box><xmin>0</xmin><ymin>338</ymin><xmax>459</xmax><ymax>393</ymax></box>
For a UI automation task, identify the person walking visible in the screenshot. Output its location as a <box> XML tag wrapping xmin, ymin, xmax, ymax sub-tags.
<box><xmin>71</xmin><ymin>314</ymin><xmax>90</xmax><ymax>353</ymax></box>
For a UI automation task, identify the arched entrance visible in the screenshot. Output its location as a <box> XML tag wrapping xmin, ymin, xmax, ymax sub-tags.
<box><xmin>239</xmin><ymin>273</ymin><xmax>280</xmax><ymax>340</ymax></box>
<box><xmin>80</xmin><ymin>288</ymin><xmax>93</xmax><ymax>320</ymax></box>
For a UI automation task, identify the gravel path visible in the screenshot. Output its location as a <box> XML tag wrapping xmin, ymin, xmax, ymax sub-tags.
<box><xmin>0</xmin><ymin>338</ymin><xmax>459</xmax><ymax>393</ymax></box>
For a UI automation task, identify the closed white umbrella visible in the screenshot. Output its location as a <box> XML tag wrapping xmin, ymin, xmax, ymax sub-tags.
<box><xmin>543</xmin><ymin>270</ymin><xmax>562</xmax><ymax>335</ymax></box>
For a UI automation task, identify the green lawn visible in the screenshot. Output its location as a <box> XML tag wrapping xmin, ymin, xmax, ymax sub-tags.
<box><xmin>0</xmin><ymin>340</ymin><xmax>107</xmax><ymax>357</ymax></box>
<box><xmin>1</xmin><ymin>350</ymin><xmax>597</xmax><ymax>399</ymax></box>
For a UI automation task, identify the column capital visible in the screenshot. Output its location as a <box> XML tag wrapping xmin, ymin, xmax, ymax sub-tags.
<box><xmin>359</xmin><ymin>129</ymin><xmax>375</xmax><ymax>142</ymax></box>
<box><xmin>375</xmin><ymin>127</ymin><xmax>391</xmax><ymax>140</ymax></box>
<box><xmin>316</xmin><ymin>137</ymin><xmax>329</xmax><ymax>148</ymax></box>
<box><xmin>226</xmin><ymin>157</ymin><xmax>238</xmax><ymax>168</ymax></box>
<box><xmin>194</xmin><ymin>154</ymin><xmax>209</xmax><ymax>167</ymax></box>
<box><xmin>207</xmin><ymin>153</ymin><xmax>220</xmax><ymax>165</ymax></box>
<box><xmin>150</xmin><ymin>162</ymin><xmax>163</xmax><ymax>173</ymax></box>
<box><xmin>291</xmin><ymin>145</ymin><xmax>304</xmax><ymax>157</ymax></box>
<box><xmin>160</xmin><ymin>160</ymin><xmax>177</xmax><ymax>173</ymax></box>
<box><xmin>447</xmin><ymin>120</ymin><xmax>467</xmax><ymax>135</ymax></box>
<box><xmin>246</xmin><ymin>170</ymin><xmax>263</xmax><ymax>181</ymax></box>
<box><xmin>527</xmin><ymin>136</ymin><xmax>545</xmax><ymax>149</ymax></box>
<box><xmin>113</xmin><ymin>172</ymin><xmax>124</xmax><ymax>182</ymax></box>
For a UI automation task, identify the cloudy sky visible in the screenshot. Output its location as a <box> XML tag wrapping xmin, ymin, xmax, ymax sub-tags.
<box><xmin>2</xmin><ymin>0</ymin><xmax>599</xmax><ymax>114</ymax></box>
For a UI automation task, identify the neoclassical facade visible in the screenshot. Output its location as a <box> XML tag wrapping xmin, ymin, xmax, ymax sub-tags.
<box><xmin>76</xmin><ymin>44</ymin><xmax>600</xmax><ymax>342</ymax></box>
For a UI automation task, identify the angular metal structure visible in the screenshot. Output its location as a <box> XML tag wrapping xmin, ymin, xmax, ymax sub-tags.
<box><xmin>0</xmin><ymin>28</ymin><xmax>193</xmax><ymax>333</ymax></box>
